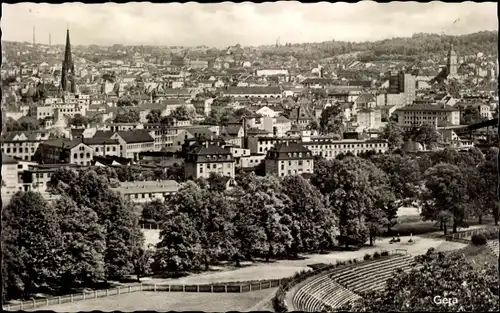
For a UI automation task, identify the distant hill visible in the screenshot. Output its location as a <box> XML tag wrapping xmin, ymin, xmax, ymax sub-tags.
<box><xmin>261</xmin><ymin>31</ymin><xmax>498</xmax><ymax>63</ymax></box>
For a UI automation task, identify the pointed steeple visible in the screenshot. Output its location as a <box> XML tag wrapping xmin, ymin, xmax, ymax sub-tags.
<box><xmin>61</xmin><ymin>28</ymin><xmax>76</xmax><ymax>93</ymax></box>
<box><xmin>64</xmin><ymin>28</ymin><xmax>73</xmax><ymax>66</ymax></box>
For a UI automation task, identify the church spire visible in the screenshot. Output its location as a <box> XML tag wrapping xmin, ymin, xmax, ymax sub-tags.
<box><xmin>61</xmin><ymin>28</ymin><xmax>76</xmax><ymax>93</ymax></box>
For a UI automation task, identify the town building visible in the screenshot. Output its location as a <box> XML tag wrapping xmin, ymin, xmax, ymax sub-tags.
<box><xmin>111</xmin><ymin>180</ymin><xmax>180</xmax><ymax>204</ymax></box>
<box><xmin>395</xmin><ymin>104</ymin><xmax>460</xmax><ymax>131</ymax></box>
<box><xmin>184</xmin><ymin>142</ymin><xmax>235</xmax><ymax>179</ymax></box>
<box><xmin>265</xmin><ymin>142</ymin><xmax>314</xmax><ymax>177</ymax></box>
<box><xmin>37</xmin><ymin>138</ymin><xmax>94</xmax><ymax>165</ymax></box>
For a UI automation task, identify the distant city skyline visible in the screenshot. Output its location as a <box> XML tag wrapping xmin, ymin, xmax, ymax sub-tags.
<box><xmin>2</xmin><ymin>2</ymin><xmax>498</xmax><ymax>47</ymax></box>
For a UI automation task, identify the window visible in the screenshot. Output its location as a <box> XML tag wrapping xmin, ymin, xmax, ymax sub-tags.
<box><xmin>74</xmin><ymin>153</ymin><xmax>78</xmax><ymax>159</ymax></box>
<box><xmin>80</xmin><ymin>153</ymin><xmax>84</xmax><ymax>158</ymax></box>
<box><xmin>113</xmin><ymin>147</ymin><xmax>116</xmax><ymax>151</ymax></box>
<box><xmin>6</xmin><ymin>148</ymin><xmax>10</xmax><ymax>153</ymax></box>
<box><xmin>13</xmin><ymin>148</ymin><xmax>17</xmax><ymax>153</ymax></box>
<box><xmin>19</xmin><ymin>148</ymin><xmax>23</xmax><ymax>153</ymax></box>
<box><xmin>298</xmin><ymin>160</ymin><xmax>303</xmax><ymax>166</ymax></box>
<box><xmin>86</xmin><ymin>153</ymin><xmax>90</xmax><ymax>158</ymax></box>
<box><xmin>135</xmin><ymin>194</ymin><xmax>139</xmax><ymax>199</ymax></box>
<box><xmin>17</xmin><ymin>164</ymin><xmax>23</xmax><ymax>169</ymax></box>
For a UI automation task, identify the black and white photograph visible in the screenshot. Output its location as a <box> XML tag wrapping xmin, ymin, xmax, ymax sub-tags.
<box><xmin>1</xmin><ymin>1</ymin><xmax>499</xmax><ymax>312</ymax></box>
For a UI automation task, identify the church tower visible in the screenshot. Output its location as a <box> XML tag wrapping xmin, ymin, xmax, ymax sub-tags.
<box><xmin>61</xmin><ymin>29</ymin><xmax>76</xmax><ymax>93</ymax></box>
<box><xmin>446</xmin><ymin>43</ymin><xmax>458</xmax><ymax>78</ymax></box>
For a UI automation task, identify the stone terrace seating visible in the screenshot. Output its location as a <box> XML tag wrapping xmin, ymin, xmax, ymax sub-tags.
<box><xmin>332</xmin><ymin>255</ymin><xmax>415</xmax><ymax>294</ymax></box>
<box><xmin>487</xmin><ymin>240</ymin><xmax>499</xmax><ymax>257</ymax></box>
<box><xmin>293</xmin><ymin>276</ymin><xmax>361</xmax><ymax>312</ymax></box>
<box><xmin>293</xmin><ymin>255</ymin><xmax>415</xmax><ymax>311</ymax></box>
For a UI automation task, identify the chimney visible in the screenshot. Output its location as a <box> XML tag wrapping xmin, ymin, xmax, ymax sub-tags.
<box><xmin>204</xmin><ymin>141</ymin><xmax>209</xmax><ymax>148</ymax></box>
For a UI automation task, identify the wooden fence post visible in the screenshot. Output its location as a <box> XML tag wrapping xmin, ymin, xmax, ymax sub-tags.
<box><xmin>58</xmin><ymin>297</ymin><xmax>61</xmax><ymax>304</ymax></box>
<box><xmin>239</xmin><ymin>285</ymin><xmax>242</xmax><ymax>293</ymax></box>
<box><xmin>225</xmin><ymin>285</ymin><xmax>227</xmax><ymax>293</ymax></box>
<box><xmin>154</xmin><ymin>284</ymin><xmax>157</xmax><ymax>292</ymax></box>
<box><xmin>20</xmin><ymin>302</ymin><xmax>23</xmax><ymax>310</ymax></box>
<box><xmin>140</xmin><ymin>284</ymin><xmax>143</xmax><ymax>291</ymax></box>
<box><xmin>183</xmin><ymin>285</ymin><xmax>185</xmax><ymax>292</ymax></box>
<box><xmin>94</xmin><ymin>291</ymin><xmax>97</xmax><ymax>298</ymax></box>
<box><xmin>46</xmin><ymin>298</ymin><xmax>49</xmax><ymax>306</ymax></box>
<box><xmin>33</xmin><ymin>299</ymin><xmax>36</xmax><ymax>308</ymax></box>
<box><xmin>249</xmin><ymin>284</ymin><xmax>252</xmax><ymax>291</ymax></box>
<box><xmin>269</xmin><ymin>281</ymin><xmax>272</xmax><ymax>289</ymax></box>
<box><xmin>197</xmin><ymin>285</ymin><xmax>199</xmax><ymax>293</ymax></box>
<box><xmin>259</xmin><ymin>282</ymin><xmax>262</xmax><ymax>289</ymax></box>
<box><xmin>117</xmin><ymin>287</ymin><xmax>121</xmax><ymax>295</ymax></box>
<box><xmin>210</xmin><ymin>285</ymin><xmax>213</xmax><ymax>293</ymax></box>
<box><xmin>128</xmin><ymin>286</ymin><xmax>132</xmax><ymax>293</ymax></box>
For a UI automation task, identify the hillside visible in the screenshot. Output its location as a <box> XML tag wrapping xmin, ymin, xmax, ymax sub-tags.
<box><xmin>261</xmin><ymin>31</ymin><xmax>498</xmax><ymax>62</ymax></box>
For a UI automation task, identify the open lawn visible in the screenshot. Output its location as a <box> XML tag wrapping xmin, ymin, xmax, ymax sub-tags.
<box><xmin>30</xmin><ymin>288</ymin><xmax>277</xmax><ymax>312</ymax></box>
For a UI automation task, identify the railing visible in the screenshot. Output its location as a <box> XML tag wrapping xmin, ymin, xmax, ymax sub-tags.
<box><xmin>445</xmin><ymin>226</ymin><xmax>500</xmax><ymax>243</ymax></box>
<box><xmin>2</xmin><ymin>278</ymin><xmax>289</xmax><ymax>311</ymax></box>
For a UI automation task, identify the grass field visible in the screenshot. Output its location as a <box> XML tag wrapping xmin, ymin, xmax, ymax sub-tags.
<box><xmin>30</xmin><ymin>289</ymin><xmax>277</xmax><ymax>312</ymax></box>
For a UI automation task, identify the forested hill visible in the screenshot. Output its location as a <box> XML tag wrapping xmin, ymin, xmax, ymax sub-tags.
<box><xmin>261</xmin><ymin>31</ymin><xmax>498</xmax><ymax>62</ymax></box>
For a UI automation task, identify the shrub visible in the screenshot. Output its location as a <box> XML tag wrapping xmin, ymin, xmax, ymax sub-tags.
<box><xmin>380</xmin><ymin>251</ymin><xmax>389</xmax><ymax>256</ymax></box>
<box><xmin>471</xmin><ymin>233</ymin><xmax>487</xmax><ymax>246</ymax></box>
<box><xmin>373</xmin><ymin>251</ymin><xmax>381</xmax><ymax>259</ymax></box>
<box><xmin>352</xmin><ymin>258</ymin><xmax>357</xmax><ymax>263</ymax></box>
<box><xmin>482</xmin><ymin>229</ymin><xmax>499</xmax><ymax>240</ymax></box>
<box><xmin>364</xmin><ymin>253</ymin><xmax>371</xmax><ymax>260</ymax></box>
<box><xmin>348</xmin><ymin>259</ymin><xmax>353</xmax><ymax>264</ymax></box>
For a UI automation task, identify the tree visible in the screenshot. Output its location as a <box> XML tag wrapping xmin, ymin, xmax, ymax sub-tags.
<box><xmin>380</xmin><ymin>121</ymin><xmax>404</xmax><ymax>151</ymax></box>
<box><xmin>461</xmin><ymin>106</ymin><xmax>487</xmax><ymax>125</ymax></box>
<box><xmin>170</xmin><ymin>106</ymin><xmax>196</xmax><ymax>121</ymax></box>
<box><xmin>343</xmin><ymin>248</ymin><xmax>499</xmax><ymax>312</ymax></box>
<box><xmin>319</xmin><ymin>105</ymin><xmax>344</xmax><ymax>135</ymax></box>
<box><xmin>201</xmin><ymin>107</ymin><xmax>234</xmax><ymax>126</ymax></box>
<box><xmin>116</xmin><ymin>96</ymin><xmax>135</xmax><ymax>107</ymax></box>
<box><xmin>281</xmin><ymin>175</ymin><xmax>338</xmax><ymax>256</ymax></box>
<box><xmin>2</xmin><ymin>192</ymin><xmax>63</xmax><ymax>298</ymax></box>
<box><xmin>421</xmin><ymin>164</ymin><xmax>469</xmax><ymax>234</ymax></box>
<box><xmin>206</xmin><ymin>172</ymin><xmax>228</xmax><ymax>192</ymax></box>
<box><xmin>54</xmin><ymin>196</ymin><xmax>106</xmax><ymax>290</ymax></box>
<box><xmin>413</xmin><ymin>123</ymin><xmax>440</xmax><ymax>150</ymax></box>
<box><xmin>114</xmin><ymin>110</ymin><xmax>140</xmax><ymax>123</ymax></box>
<box><xmin>68</xmin><ymin>114</ymin><xmax>90</xmax><ymax>127</ymax></box>
<box><xmin>141</xmin><ymin>199</ymin><xmax>169</xmax><ymax>222</ymax></box>
<box><xmin>478</xmin><ymin>147</ymin><xmax>499</xmax><ymax>225</ymax></box>
<box><xmin>312</xmin><ymin>157</ymin><xmax>388</xmax><ymax>248</ymax></box>
<box><xmin>153</xmin><ymin>213</ymin><xmax>204</xmax><ymax>273</ymax></box>
<box><xmin>5</xmin><ymin>117</ymin><xmax>40</xmax><ymax>132</ymax></box>
<box><xmin>146</xmin><ymin>109</ymin><xmax>162</xmax><ymax>124</ymax></box>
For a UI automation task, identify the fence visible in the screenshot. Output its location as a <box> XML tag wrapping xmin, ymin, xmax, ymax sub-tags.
<box><xmin>445</xmin><ymin>226</ymin><xmax>500</xmax><ymax>243</ymax></box>
<box><xmin>272</xmin><ymin>249</ymin><xmax>408</xmax><ymax>312</ymax></box>
<box><xmin>140</xmin><ymin>221</ymin><xmax>162</xmax><ymax>230</ymax></box>
<box><xmin>2</xmin><ymin>278</ymin><xmax>290</xmax><ymax>311</ymax></box>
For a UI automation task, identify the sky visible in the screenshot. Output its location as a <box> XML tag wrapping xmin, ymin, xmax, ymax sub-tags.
<box><xmin>1</xmin><ymin>1</ymin><xmax>498</xmax><ymax>47</ymax></box>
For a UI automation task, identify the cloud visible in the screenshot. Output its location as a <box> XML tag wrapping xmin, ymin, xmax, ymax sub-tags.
<box><xmin>1</xmin><ymin>1</ymin><xmax>497</xmax><ymax>47</ymax></box>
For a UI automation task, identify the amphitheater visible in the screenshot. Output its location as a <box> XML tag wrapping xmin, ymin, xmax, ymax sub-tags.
<box><xmin>289</xmin><ymin>238</ymin><xmax>500</xmax><ymax>312</ymax></box>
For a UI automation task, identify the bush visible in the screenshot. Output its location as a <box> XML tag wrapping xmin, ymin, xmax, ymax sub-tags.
<box><xmin>364</xmin><ymin>253</ymin><xmax>371</xmax><ymax>261</ymax></box>
<box><xmin>352</xmin><ymin>258</ymin><xmax>357</xmax><ymax>263</ymax></box>
<box><xmin>471</xmin><ymin>233</ymin><xmax>487</xmax><ymax>246</ymax></box>
<box><xmin>380</xmin><ymin>251</ymin><xmax>389</xmax><ymax>256</ymax></box>
<box><xmin>482</xmin><ymin>229</ymin><xmax>499</xmax><ymax>240</ymax></box>
<box><xmin>348</xmin><ymin>259</ymin><xmax>353</xmax><ymax>264</ymax></box>
<box><xmin>373</xmin><ymin>251</ymin><xmax>381</xmax><ymax>259</ymax></box>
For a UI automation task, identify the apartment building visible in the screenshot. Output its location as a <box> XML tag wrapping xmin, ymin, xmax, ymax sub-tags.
<box><xmin>395</xmin><ymin>104</ymin><xmax>460</xmax><ymax>131</ymax></box>
<box><xmin>37</xmin><ymin>138</ymin><xmax>94</xmax><ymax>165</ymax></box>
<box><xmin>1</xmin><ymin>130</ymin><xmax>51</xmax><ymax>161</ymax></box>
<box><xmin>184</xmin><ymin>142</ymin><xmax>235</xmax><ymax>179</ymax></box>
<box><xmin>265</xmin><ymin>142</ymin><xmax>314</xmax><ymax>177</ymax></box>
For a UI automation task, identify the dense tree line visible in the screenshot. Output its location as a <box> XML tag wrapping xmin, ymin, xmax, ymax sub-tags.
<box><xmin>2</xmin><ymin>169</ymin><xmax>145</xmax><ymax>301</ymax></box>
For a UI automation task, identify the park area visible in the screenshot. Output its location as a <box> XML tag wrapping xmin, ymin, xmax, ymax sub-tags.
<box><xmin>27</xmin><ymin>228</ymin><xmax>469</xmax><ymax>312</ymax></box>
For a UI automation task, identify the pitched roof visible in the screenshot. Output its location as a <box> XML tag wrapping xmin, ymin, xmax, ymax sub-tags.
<box><xmin>40</xmin><ymin>138</ymin><xmax>83</xmax><ymax>150</ymax></box>
<box><xmin>117</xmin><ymin>130</ymin><xmax>154</xmax><ymax>143</ymax></box>
<box><xmin>226</xmin><ymin>86</ymin><xmax>282</xmax><ymax>95</ymax></box>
